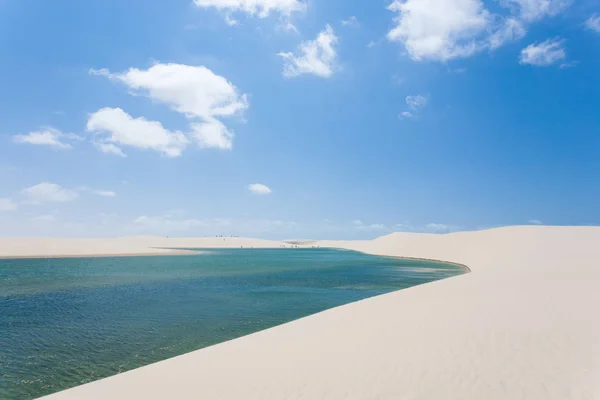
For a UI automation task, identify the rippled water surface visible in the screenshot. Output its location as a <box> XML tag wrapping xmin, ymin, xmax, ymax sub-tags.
<box><xmin>0</xmin><ymin>248</ymin><xmax>466</xmax><ymax>399</ymax></box>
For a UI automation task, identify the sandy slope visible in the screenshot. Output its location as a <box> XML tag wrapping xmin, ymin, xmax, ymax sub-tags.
<box><xmin>21</xmin><ymin>226</ymin><xmax>600</xmax><ymax>399</ymax></box>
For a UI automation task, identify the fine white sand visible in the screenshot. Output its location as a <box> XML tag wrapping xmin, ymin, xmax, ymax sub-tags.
<box><xmin>7</xmin><ymin>226</ymin><xmax>598</xmax><ymax>399</ymax></box>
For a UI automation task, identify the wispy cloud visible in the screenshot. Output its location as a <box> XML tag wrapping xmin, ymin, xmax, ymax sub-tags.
<box><xmin>13</xmin><ymin>127</ymin><xmax>81</xmax><ymax>150</ymax></box>
<box><xmin>585</xmin><ymin>15</ymin><xmax>600</xmax><ymax>33</ymax></box>
<box><xmin>21</xmin><ymin>183</ymin><xmax>79</xmax><ymax>204</ymax></box>
<box><xmin>278</xmin><ymin>25</ymin><xmax>339</xmax><ymax>78</ymax></box>
<box><xmin>400</xmin><ymin>95</ymin><xmax>428</xmax><ymax>119</ymax></box>
<box><xmin>192</xmin><ymin>0</ymin><xmax>306</xmax><ymax>19</ymax></box>
<box><xmin>341</xmin><ymin>16</ymin><xmax>359</xmax><ymax>26</ymax></box>
<box><xmin>519</xmin><ymin>38</ymin><xmax>566</xmax><ymax>66</ymax></box>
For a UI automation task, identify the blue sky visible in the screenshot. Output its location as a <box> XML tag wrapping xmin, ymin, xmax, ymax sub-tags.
<box><xmin>1</xmin><ymin>0</ymin><xmax>599</xmax><ymax>239</ymax></box>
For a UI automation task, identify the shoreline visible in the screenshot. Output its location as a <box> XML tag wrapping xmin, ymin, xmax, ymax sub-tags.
<box><xmin>0</xmin><ymin>247</ymin><xmax>472</xmax><ymax>273</ymax></box>
<box><xmin>5</xmin><ymin>226</ymin><xmax>600</xmax><ymax>400</ymax></box>
<box><xmin>0</xmin><ymin>250</ymin><xmax>199</xmax><ymax>260</ymax></box>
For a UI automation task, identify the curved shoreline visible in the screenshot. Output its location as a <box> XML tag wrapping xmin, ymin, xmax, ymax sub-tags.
<box><xmin>11</xmin><ymin>226</ymin><xmax>600</xmax><ymax>400</ymax></box>
<box><xmin>345</xmin><ymin>250</ymin><xmax>473</xmax><ymax>273</ymax></box>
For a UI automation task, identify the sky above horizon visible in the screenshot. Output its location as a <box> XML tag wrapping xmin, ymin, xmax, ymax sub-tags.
<box><xmin>1</xmin><ymin>0</ymin><xmax>599</xmax><ymax>239</ymax></box>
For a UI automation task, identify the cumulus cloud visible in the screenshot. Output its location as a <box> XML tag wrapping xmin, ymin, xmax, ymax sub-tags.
<box><xmin>519</xmin><ymin>38</ymin><xmax>566</xmax><ymax>66</ymax></box>
<box><xmin>90</xmin><ymin>63</ymin><xmax>247</xmax><ymax>155</ymax></box>
<box><xmin>528</xmin><ymin>219</ymin><xmax>543</xmax><ymax>225</ymax></box>
<box><xmin>585</xmin><ymin>15</ymin><xmax>600</xmax><ymax>33</ymax></box>
<box><xmin>352</xmin><ymin>220</ymin><xmax>364</xmax><ymax>226</ymax></box>
<box><xmin>86</xmin><ymin>108</ymin><xmax>189</xmax><ymax>157</ymax></box>
<box><xmin>90</xmin><ymin>64</ymin><xmax>247</xmax><ymax>120</ymax></box>
<box><xmin>386</xmin><ymin>0</ymin><xmax>569</xmax><ymax>61</ymax></box>
<box><xmin>0</xmin><ymin>198</ymin><xmax>17</xmax><ymax>212</ymax></box>
<box><xmin>192</xmin><ymin>0</ymin><xmax>306</xmax><ymax>18</ymax></box>
<box><xmin>21</xmin><ymin>183</ymin><xmax>79</xmax><ymax>204</ymax></box>
<box><xmin>13</xmin><ymin>127</ymin><xmax>80</xmax><ymax>150</ymax></box>
<box><xmin>190</xmin><ymin>118</ymin><xmax>234</xmax><ymax>150</ymax></box>
<box><xmin>278</xmin><ymin>25</ymin><xmax>339</xmax><ymax>78</ymax></box>
<box><xmin>248</xmin><ymin>183</ymin><xmax>272</xmax><ymax>195</ymax></box>
<box><xmin>387</xmin><ymin>0</ymin><xmax>490</xmax><ymax>61</ymax></box>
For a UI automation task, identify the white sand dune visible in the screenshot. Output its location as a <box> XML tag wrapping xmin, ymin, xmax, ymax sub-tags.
<box><xmin>6</xmin><ymin>226</ymin><xmax>599</xmax><ymax>399</ymax></box>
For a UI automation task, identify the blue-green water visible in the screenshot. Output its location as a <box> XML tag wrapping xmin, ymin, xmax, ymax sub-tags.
<box><xmin>0</xmin><ymin>249</ymin><xmax>466</xmax><ymax>399</ymax></box>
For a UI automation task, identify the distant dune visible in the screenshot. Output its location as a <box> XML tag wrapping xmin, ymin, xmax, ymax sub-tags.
<box><xmin>0</xmin><ymin>236</ymin><xmax>289</xmax><ymax>258</ymax></box>
<box><xmin>14</xmin><ymin>226</ymin><xmax>600</xmax><ymax>399</ymax></box>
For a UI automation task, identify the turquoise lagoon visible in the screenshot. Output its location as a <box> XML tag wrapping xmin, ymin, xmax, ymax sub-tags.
<box><xmin>0</xmin><ymin>248</ymin><xmax>466</xmax><ymax>399</ymax></box>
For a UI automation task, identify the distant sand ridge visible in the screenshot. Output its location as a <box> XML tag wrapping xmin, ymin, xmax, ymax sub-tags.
<box><xmin>4</xmin><ymin>226</ymin><xmax>597</xmax><ymax>399</ymax></box>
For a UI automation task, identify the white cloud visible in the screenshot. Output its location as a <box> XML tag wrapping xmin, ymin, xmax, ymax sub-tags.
<box><xmin>519</xmin><ymin>38</ymin><xmax>565</xmax><ymax>66</ymax></box>
<box><xmin>386</xmin><ymin>0</ymin><xmax>569</xmax><ymax>61</ymax></box>
<box><xmin>387</xmin><ymin>0</ymin><xmax>490</xmax><ymax>61</ymax></box>
<box><xmin>0</xmin><ymin>198</ymin><xmax>17</xmax><ymax>212</ymax></box>
<box><xmin>94</xmin><ymin>190</ymin><xmax>116</xmax><ymax>197</ymax></box>
<box><xmin>21</xmin><ymin>183</ymin><xmax>79</xmax><ymax>204</ymax></box>
<box><xmin>91</xmin><ymin>64</ymin><xmax>247</xmax><ymax>120</ymax></box>
<box><xmin>248</xmin><ymin>183</ymin><xmax>272</xmax><ymax>195</ymax></box>
<box><xmin>13</xmin><ymin>127</ymin><xmax>80</xmax><ymax>150</ymax></box>
<box><xmin>400</xmin><ymin>111</ymin><xmax>414</xmax><ymax>119</ymax></box>
<box><xmin>585</xmin><ymin>15</ymin><xmax>600</xmax><ymax>33</ymax></box>
<box><xmin>487</xmin><ymin>17</ymin><xmax>526</xmax><ymax>50</ymax></box>
<box><xmin>190</xmin><ymin>118</ymin><xmax>234</xmax><ymax>150</ymax></box>
<box><xmin>278</xmin><ymin>25</ymin><xmax>339</xmax><ymax>78</ymax></box>
<box><xmin>192</xmin><ymin>0</ymin><xmax>306</xmax><ymax>18</ymax></box>
<box><xmin>90</xmin><ymin>63</ymin><xmax>247</xmax><ymax>152</ymax></box>
<box><xmin>505</xmin><ymin>0</ymin><xmax>570</xmax><ymax>21</ymax></box>
<box><xmin>277</xmin><ymin>21</ymin><xmax>299</xmax><ymax>33</ymax></box>
<box><xmin>341</xmin><ymin>16</ymin><xmax>359</xmax><ymax>26</ymax></box>
<box><xmin>528</xmin><ymin>219</ymin><xmax>543</xmax><ymax>225</ymax></box>
<box><xmin>406</xmin><ymin>95</ymin><xmax>428</xmax><ymax>110</ymax></box>
<box><xmin>352</xmin><ymin>220</ymin><xmax>364</xmax><ymax>226</ymax></box>
<box><xmin>95</xmin><ymin>142</ymin><xmax>127</xmax><ymax>157</ymax></box>
<box><xmin>86</xmin><ymin>107</ymin><xmax>189</xmax><ymax>157</ymax></box>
